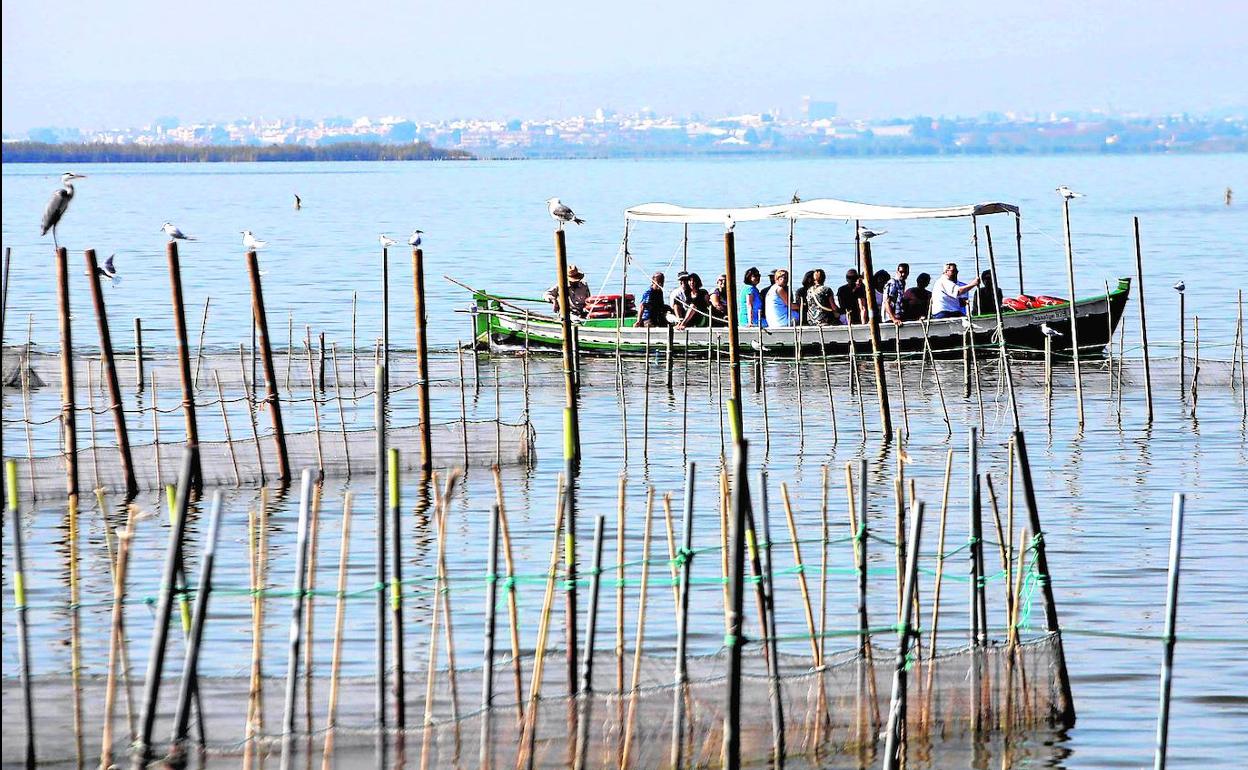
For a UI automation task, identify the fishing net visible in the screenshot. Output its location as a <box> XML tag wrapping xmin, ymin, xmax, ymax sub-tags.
<box><xmin>4</xmin><ymin>638</ymin><xmax>1063</xmax><ymax>768</ymax></box>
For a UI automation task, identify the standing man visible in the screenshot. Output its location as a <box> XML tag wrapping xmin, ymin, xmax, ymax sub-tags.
<box><xmin>638</xmin><ymin>271</ymin><xmax>668</xmax><ymax>327</ymax></box>
<box><xmin>739</xmin><ymin>266</ymin><xmax>764</xmax><ymax>326</ymax></box>
<box><xmin>836</xmin><ymin>269</ymin><xmax>868</xmax><ymax>325</ymax></box>
<box><xmin>930</xmin><ymin>262</ymin><xmax>981</xmax><ymax>319</ymax></box>
<box><xmin>882</xmin><ymin>263</ymin><xmax>910</xmax><ymax>324</ymax></box>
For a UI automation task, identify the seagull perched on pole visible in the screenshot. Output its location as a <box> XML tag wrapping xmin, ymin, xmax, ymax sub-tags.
<box><xmin>1173</xmin><ymin>280</ymin><xmax>1185</xmax><ymax>293</ymax></box>
<box><xmin>1056</xmin><ymin>186</ymin><xmax>1084</xmax><ymax>200</ymax></box>
<box><xmin>241</xmin><ymin>231</ymin><xmax>268</xmax><ymax>250</ymax></box>
<box><xmin>161</xmin><ymin>222</ymin><xmax>195</xmax><ymax>241</ymax></box>
<box><xmin>379</xmin><ymin>234</ymin><xmax>398</xmax><ymax>248</ymax></box>
<box><xmin>1041</xmin><ymin>322</ymin><xmax>1062</xmax><ymax>338</ymax></box>
<box><xmin>546</xmin><ymin>198</ymin><xmax>585</xmax><ymax>230</ymax></box>
<box><xmin>724</xmin><ymin>214</ymin><xmax>735</xmax><ymax>233</ymax></box>
<box><xmin>41</xmin><ymin>172</ymin><xmax>87</xmax><ymax>249</ymax></box>
<box><xmin>857</xmin><ymin>225</ymin><xmax>886</xmax><ymax>241</ymax></box>
<box><xmin>408</xmin><ymin>230</ymin><xmax>424</xmax><ymax>248</ymax></box>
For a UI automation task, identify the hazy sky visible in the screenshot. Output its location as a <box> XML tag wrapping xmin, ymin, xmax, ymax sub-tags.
<box><xmin>3</xmin><ymin>0</ymin><xmax>1246</xmax><ymax>133</ymax></box>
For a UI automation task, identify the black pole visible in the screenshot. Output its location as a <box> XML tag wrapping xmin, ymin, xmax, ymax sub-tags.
<box><xmin>388</xmin><ymin>448</ymin><xmax>406</xmax><ymax>731</ymax></box>
<box><xmin>573</xmin><ymin>514</ymin><xmax>606</xmax><ymax>770</ymax></box>
<box><xmin>883</xmin><ymin>501</ymin><xmax>925</xmax><ymax>770</ymax></box>
<box><xmin>374</xmin><ymin>364</ymin><xmax>388</xmax><ymax>738</ymax></box>
<box><xmin>279</xmin><ymin>469</ymin><xmax>315</xmax><ymax>770</ymax></box>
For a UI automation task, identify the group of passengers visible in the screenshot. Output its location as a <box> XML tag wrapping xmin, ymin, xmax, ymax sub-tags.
<box><xmin>546</xmin><ymin>260</ymin><xmax>1005</xmax><ymax>326</ymax></box>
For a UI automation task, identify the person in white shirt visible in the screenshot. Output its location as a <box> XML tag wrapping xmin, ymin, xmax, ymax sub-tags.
<box><xmin>930</xmin><ymin>262</ymin><xmax>981</xmax><ymax>319</ymax></box>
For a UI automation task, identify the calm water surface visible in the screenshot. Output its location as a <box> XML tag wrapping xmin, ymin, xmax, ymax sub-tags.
<box><xmin>2</xmin><ymin>156</ymin><xmax>1247</xmax><ymax>768</ymax></box>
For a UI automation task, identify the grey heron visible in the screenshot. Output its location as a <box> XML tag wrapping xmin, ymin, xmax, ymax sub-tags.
<box><xmin>379</xmin><ymin>234</ymin><xmax>398</xmax><ymax>248</ymax></box>
<box><xmin>161</xmin><ymin>222</ymin><xmax>195</xmax><ymax>241</ymax></box>
<box><xmin>1056</xmin><ymin>186</ymin><xmax>1084</xmax><ymax>200</ymax></box>
<box><xmin>408</xmin><ymin>229</ymin><xmax>424</xmax><ymax>248</ymax></box>
<box><xmin>546</xmin><ymin>198</ymin><xmax>584</xmax><ymax>229</ymax></box>
<box><xmin>241</xmin><ymin>231</ymin><xmax>268</xmax><ymax>250</ymax></box>
<box><xmin>40</xmin><ymin>172</ymin><xmax>87</xmax><ymax>249</ymax></box>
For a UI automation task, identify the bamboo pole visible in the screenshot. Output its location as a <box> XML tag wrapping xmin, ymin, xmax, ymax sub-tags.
<box><xmin>780</xmin><ymin>483</ymin><xmax>820</xmax><ymax>665</ymax></box>
<box><xmin>491</xmin><ymin>466</ymin><xmax>525</xmax><ymax>723</ymax></box>
<box><xmin>882</xmin><ymin>501</ymin><xmax>925</xmax><ymax>770</ymax></box>
<box><xmin>320</xmin><ymin>492</ymin><xmax>353</xmax><ymax>770</ymax></box>
<box><xmin>921</xmin><ymin>449</ymin><xmax>954</xmax><ymax>727</ymax></box>
<box><xmin>192</xmin><ymin>296</ymin><xmax>210</xmax><ymax>389</ymax></box>
<box><xmin>480</xmin><ymin>503</ymin><xmax>502</xmax><ymax>770</ymax></box>
<box><xmin>555</xmin><ymin>229</ymin><xmax>582</xmax><ymax>462</ymax></box>
<box><xmin>6</xmin><ymin>462</ymin><xmax>37</xmax><ymax>767</ymax></box>
<box><xmin>1060</xmin><ymin>196</ymin><xmax>1085</xmax><ymax>427</ymax></box>
<box><xmin>247</xmin><ymin>249</ymin><xmax>291</xmax><ymax>482</ymax></box>
<box><xmin>620</xmin><ymin>487</ymin><xmax>655</xmax><ymax>770</ymax></box>
<box><xmin>615</xmin><ymin>473</ymin><xmax>627</xmax><ymax>752</ymax></box>
<box><xmin>166</xmin><ymin>242</ymin><xmax>203</xmax><ymax>488</ymax></box>
<box><xmin>724</xmin><ymin>441</ymin><xmax>749</xmax><ymax>770</ymax></box>
<box><xmin>1132</xmin><ymin>217</ymin><xmax>1154</xmax><ymax>422</ymax></box>
<box><xmin>1153</xmin><ymin>493</ymin><xmax>1185</xmax><ymax>770</ymax></box>
<box><xmin>859</xmin><ymin>237</ymin><xmax>893</xmax><ymax>435</ymax></box>
<box><xmin>574</xmin><ymin>514</ymin><xmax>607</xmax><ymax>770</ymax></box>
<box><xmin>1178</xmin><ymin>289</ymin><xmax>1186</xmax><ymax>400</ymax></box>
<box><xmin>208</xmin><ymin>371</ymin><xmax>241</xmax><ymax>485</ymax></box>
<box><xmin>85</xmin><ymin>248</ymin><xmax>138</xmax><ymax>496</ymax></box>
<box><xmin>985</xmin><ymin>226</ymin><xmax>1021</xmax><ymax>431</ymax></box>
<box><xmin>132</xmin><ymin>450</ymin><xmax>195</xmax><ymax>769</ymax></box>
<box><xmin>279</xmin><ymin>470</ymin><xmax>316</xmax><ymax>770</ymax></box>
<box><xmin>438</xmin><ymin>475</ymin><xmax>464</xmax><ymax>758</ymax></box>
<box><xmin>167</xmin><ymin>492</ymin><xmax>224</xmax><ymax>767</ymax></box>
<box><xmin>760</xmin><ymin>326</ymin><xmax>771</xmax><ymax>453</ymax></box>
<box><xmin>238</xmin><ymin>344</ymin><xmax>266</xmax><ymax>485</ymax></box>
<box><xmin>55</xmin><ymin>246</ymin><xmax>80</xmax><ymax>497</ymax></box>
<box><xmin>100</xmin><ymin>505</ymin><xmax>136</xmax><ymax>770</ymax></box>
<box><xmin>724</xmin><ymin>230</ymin><xmax>744</xmax><ymax>440</ymax></box>
<box><xmin>644</xmin><ymin>326</ymin><xmax>651</xmax><ymax>458</ymax></box>
<box><xmin>388</xmin><ymin>449</ymin><xmax>406</xmax><ymax>730</ymax></box>
<box><xmin>669</xmin><ymin>463</ymin><xmax>696</xmax><ymax>770</ymax></box>
<box><xmin>304</xmin><ymin>334</ymin><xmax>325</xmax><ymax>477</ymax></box>
<box><xmin>818</xmin><ymin>326</ymin><xmax>838</xmax><ymax>442</ymax></box>
<box><xmin>374</xmin><ymin>364</ymin><xmax>389</xmax><ymax>737</ymax></box>
<box><xmin>351</xmin><ymin>291</ymin><xmax>358</xmax><ymax>391</ymax></box>
<box><xmin>411</xmin><ymin>246</ymin><xmax>433</xmax><ymax>469</ymax></box>
<box><xmin>1190</xmin><ymin>316</ymin><xmax>1200</xmax><ymax>415</ymax></box>
<box><xmin>330</xmin><ymin>343</ymin><xmax>351</xmax><ymax>476</ymax></box>
<box><xmin>755</xmin><ymin>473</ymin><xmax>785</xmax><ymax>765</ymax></box>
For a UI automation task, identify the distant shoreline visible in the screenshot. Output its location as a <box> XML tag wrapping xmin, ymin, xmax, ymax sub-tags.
<box><xmin>1</xmin><ymin>141</ymin><xmax>473</xmax><ymax>163</ymax></box>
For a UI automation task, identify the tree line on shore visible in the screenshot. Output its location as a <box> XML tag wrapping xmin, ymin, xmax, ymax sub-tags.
<box><xmin>2</xmin><ymin>141</ymin><xmax>472</xmax><ymax>163</ymax></box>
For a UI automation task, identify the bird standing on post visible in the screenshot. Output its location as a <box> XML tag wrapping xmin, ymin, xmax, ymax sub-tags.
<box><xmin>408</xmin><ymin>230</ymin><xmax>424</xmax><ymax>248</ymax></box>
<box><xmin>242</xmin><ymin>231</ymin><xmax>268</xmax><ymax>250</ymax></box>
<box><xmin>1173</xmin><ymin>281</ymin><xmax>1185</xmax><ymax>294</ymax></box>
<box><xmin>547</xmin><ymin>198</ymin><xmax>585</xmax><ymax>230</ymax></box>
<box><xmin>1040</xmin><ymin>322</ymin><xmax>1062</xmax><ymax>338</ymax></box>
<box><xmin>1056</xmin><ymin>186</ymin><xmax>1084</xmax><ymax>200</ymax></box>
<box><xmin>162</xmin><ymin>222</ymin><xmax>195</xmax><ymax>241</ymax></box>
<box><xmin>858</xmin><ymin>225</ymin><xmax>886</xmax><ymax>241</ymax></box>
<box><xmin>379</xmin><ymin>234</ymin><xmax>398</xmax><ymax>248</ymax></box>
<box><xmin>40</xmin><ymin>172</ymin><xmax>87</xmax><ymax>249</ymax></box>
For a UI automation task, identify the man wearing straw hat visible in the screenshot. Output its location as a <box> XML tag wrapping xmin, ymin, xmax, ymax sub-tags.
<box><xmin>544</xmin><ymin>263</ymin><xmax>591</xmax><ymax>317</ymax></box>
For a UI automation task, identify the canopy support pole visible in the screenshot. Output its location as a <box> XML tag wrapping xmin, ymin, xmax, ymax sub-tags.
<box><xmin>621</xmin><ymin>222</ymin><xmax>630</xmax><ymax>328</ymax></box>
<box><xmin>1014</xmin><ymin>213</ymin><xmax>1025</xmax><ymax>295</ymax></box>
<box><xmin>970</xmin><ymin>215</ymin><xmax>982</xmax><ymax>314</ymax></box>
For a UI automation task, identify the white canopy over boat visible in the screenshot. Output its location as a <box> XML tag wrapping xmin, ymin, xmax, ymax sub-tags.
<box><xmin>624</xmin><ymin>198</ymin><xmax>1019</xmax><ymax>224</ymax></box>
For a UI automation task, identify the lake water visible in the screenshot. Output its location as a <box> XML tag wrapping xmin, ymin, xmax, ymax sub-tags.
<box><xmin>2</xmin><ymin>155</ymin><xmax>1247</xmax><ymax>768</ymax></box>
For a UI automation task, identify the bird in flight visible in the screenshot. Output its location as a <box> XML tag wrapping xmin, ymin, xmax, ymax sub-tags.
<box><xmin>87</xmin><ymin>253</ymin><xmax>120</xmax><ymax>285</ymax></box>
<box><xmin>40</xmin><ymin>172</ymin><xmax>87</xmax><ymax>249</ymax></box>
<box><xmin>1040</xmin><ymin>322</ymin><xmax>1063</xmax><ymax>338</ymax></box>
<box><xmin>546</xmin><ymin>198</ymin><xmax>585</xmax><ymax>229</ymax></box>
<box><xmin>242</xmin><ymin>231</ymin><xmax>268</xmax><ymax>250</ymax></box>
<box><xmin>857</xmin><ymin>225</ymin><xmax>886</xmax><ymax>241</ymax></box>
<box><xmin>1055</xmin><ymin>186</ymin><xmax>1084</xmax><ymax>200</ymax></box>
<box><xmin>1173</xmin><ymin>280</ymin><xmax>1185</xmax><ymax>292</ymax></box>
<box><xmin>408</xmin><ymin>230</ymin><xmax>424</xmax><ymax>248</ymax></box>
<box><xmin>294</xmin><ymin>193</ymin><xmax>302</xmax><ymax>210</ymax></box>
<box><xmin>379</xmin><ymin>234</ymin><xmax>398</xmax><ymax>248</ymax></box>
<box><xmin>161</xmin><ymin>222</ymin><xmax>195</xmax><ymax>241</ymax></box>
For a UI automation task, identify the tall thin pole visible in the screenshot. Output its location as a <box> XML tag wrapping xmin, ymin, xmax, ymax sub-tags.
<box><xmin>6</xmin><ymin>461</ymin><xmax>36</xmax><ymax>767</ymax></box>
<box><xmin>1061</xmin><ymin>198</ymin><xmax>1085</xmax><ymax>428</ymax></box>
<box><xmin>381</xmin><ymin>246</ymin><xmax>390</xmax><ymax>393</ymax></box>
<box><xmin>388</xmin><ymin>449</ymin><xmax>406</xmax><ymax>730</ymax></box>
<box><xmin>573</xmin><ymin>514</ymin><xmax>606</xmax><ymax>770</ymax></box>
<box><xmin>859</xmin><ymin>236</ymin><xmax>893</xmax><ymax>435</ymax></box>
<box><xmin>984</xmin><ymin>228</ymin><xmax>1020</xmax><ymax>431</ymax></box>
<box><xmin>412</xmin><ymin>247</ymin><xmax>433</xmax><ymax>469</ymax></box>
<box><xmin>134</xmin><ymin>318</ymin><xmax>145</xmax><ymax>392</ymax></box>
<box><xmin>480</xmin><ymin>504</ymin><xmax>501</xmax><ymax>770</ymax></box>
<box><xmin>1014</xmin><ymin>212</ymin><xmax>1026</xmax><ymax>295</ymax></box>
<box><xmin>723</xmin><ymin>441</ymin><xmax>749</xmax><ymax>770</ymax></box>
<box><xmin>670</xmin><ymin>462</ymin><xmax>696</xmax><ymax>770</ymax></box>
<box><xmin>246</xmin><ymin>249</ymin><xmax>291</xmax><ymax>482</ymax></box>
<box><xmin>373</xmin><ymin>364</ymin><xmax>388</xmax><ymax>737</ymax></box>
<box><xmin>1153</xmin><ymin>493</ymin><xmax>1185</xmax><ymax>770</ymax></box>
<box><xmin>883</xmin><ymin>501</ymin><xmax>925</xmax><ymax>770</ymax></box>
<box><xmin>166</xmin><ymin>242</ymin><xmax>202</xmax><ymax>488</ymax></box>
<box><xmin>279</xmin><ymin>470</ymin><xmax>315</xmax><ymax>770</ymax></box>
<box><xmin>85</xmin><ymin>249</ymin><xmax>138</xmax><ymax>496</ymax></box>
<box><xmin>1178</xmin><ymin>291</ymin><xmax>1186</xmax><ymax>400</ymax></box>
<box><xmin>1134</xmin><ymin>217</ymin><xmax>1154</xmax><ymax>422</ymax></box>
<box><xmin>555</xmin><ymin>229</ymin><xmax>581</xmax><ymax>463</ymax></box>
<box><xmin>724</xmin><ymin>230</ymin><xmax>743</xmax><ymax>441</ymax></box>
<box><xmin>55</xmin><ymin>246</ymin><xmax>79</xmax><ymax>498</ymax></box>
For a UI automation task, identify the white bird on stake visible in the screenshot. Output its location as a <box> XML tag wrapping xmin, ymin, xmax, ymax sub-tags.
<box><xmin>1173</xmin><ymin>280</ymin><xmax>1185</xmax><ymax>293</ymax></box>
<box><xmin>546</xmin><ymin>198</ymin><xmax>585</xmax><ymax>229</ymax></box>
<box><xmin>858</xmin><ymin>225</ymin><xmax>886</xmax><ymax>241</ymax></box>
<box><xmin>241</xmin><ymin>230</ymin><xmax>268</xmax><ymax>250</ymax></box>
<box><xmin>1041</xmin><ymin>322</ymin><xmax>1063</xmax><ymax>338</ymax></box>
<box><xmin>724</xmin><ymin>214</ymin><xmax>735</xmax><ymax>233</ymax></box>
<box><xmin>379</xmin><ymin>234</ymin><xmax>398</xmax><ymax>248</ymax></box>
<box><xmin>41</xmin><ymin>172</ymin><xmax>87</xmax><ymax>249</ymax></box>
<box><xmin>408</xmin><ymin>230</ymin><xmax>424</xmax><ymax>248</ymax></box>
<box><xmin>1056</xmin><ymin>186</ymin><xmax>1084</xmax><ymax>200</ymax></box>
<box><xmin>161</xmin><ymin>222</ymin><xmax>195</xmax><ymax>241</ymax></box>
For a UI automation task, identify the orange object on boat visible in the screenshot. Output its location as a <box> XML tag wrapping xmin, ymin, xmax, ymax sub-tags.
<box><xmin>584</xmin><ymin>294</ymin><xmax>636</xmax><ymax>319</ymax></box>
<box><xmin>1003</xmin><ymin>295</ymin><xmax>1035</xmax><ymax>311</ymax></box>
<box><xmin>1031</xmin><ymin>295</ymin><xmax>1068</xmax><ymax>307</ymax></box>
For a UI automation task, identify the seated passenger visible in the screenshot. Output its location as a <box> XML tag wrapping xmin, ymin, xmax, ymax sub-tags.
<box><xmin>739</xmin><ymin>267</ymin><xmax>763</xmax><ymax>326</ymax></box>
<box><xmin>677</xmin><ymin>273</ymin><xmax>711</xmax><ymax>329</ymax></box>
<box><xmin>882</xmin><ymin>263</ymin><xmax>910</xmax><ymax>325</ymax></box>
<box><xmin>709</xmin><ymin>274</ymin><xmax>730</xmax><ymax>327</ymax></box>
<box><xmin>764</xmin><ymin>269</ymin><xmax>800</xmax><ymax>327</ymax></box>
<box><xmin>795</xmin><ymin>270</ymin><xmax>816</xmax><ymax>325</ymax></box>
<box><xmin>902</xmin><ymin>272</ymin><xmax>932</xmax><ymax>321</ymax></box>
<box><xmin>670</xmin><ymin>271</ymin><xmax>693</xmax><ymax>323</ymax></box>
<box><xmin>638</xmin><ymin>272</ymin><xmax>668</xmax><ymax>327</ymax></box>
<box><xmin>836</xmin><ymin>269</ymin><xmax>867</xmax><ymax>325</ymax></box>
<box><xmin>543</xmin><ymin>264</ymin><xmax>590</xmax><ymax>317</ymax></box>
<box><xmin>805</xmin><ymin>269</ymin><xmax>839</xmax><ymax>326</ymax></box>
<box><xmin>974</xmin><ymin>269</ymin><xmax>1004</xmax><ymax>315</ymax></box>
<box><xmin>930</xmin><ymin>262</ymin><xmax>980</xmax><ymax>319</ymax></box>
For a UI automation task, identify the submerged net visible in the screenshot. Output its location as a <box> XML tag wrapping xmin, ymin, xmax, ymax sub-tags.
<box><xmin>5</xmin><ymin>638</ymin><xmax>1063</xmax><ymax>768</ymax></box>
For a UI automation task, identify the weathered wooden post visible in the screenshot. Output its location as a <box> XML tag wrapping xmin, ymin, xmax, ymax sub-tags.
<box><xmin>573</xmin><ymin>514</ymin><xmax>606</xmax><ymax>770</ymax></box>
<box><xmin>279</xmin><ymin>470</ymin><xmax>315</xmax><ymax>770</ymax></box>
<box><xmin>1014</xmin><ymin>212</ymin><xmax>1026</xmax><ymax>295</ymax></box>
<box><xmin>1133</xmin><ymin>217</ymin><xmax>1154</xmax><ymax>421</ymax></box>
<box><xmin>134</xmin><ymin>318</ymin><xmax>145</xmax><ymax>392</ymax></box>
<box><xmin>411</xmin><ymin>246</ymin><xmax>433</xmax><ymax>470</ymax></box>
<box><xmin>246</xmin><ymin>249</ymin><xmax>291</xmax><ymax>482</ymax></box>
<box><xmin>55</xmin><ymin>246</ymin><xmax>80</xmax><ymax>497</ymax></box>
<box><xmin>883</xmin><ymin>500</ymin><xmax>925</xmax><ymax>770</ymax></box>
<box><xmin>388</xmin><ymin>449</ymin><xmax>406</xmax><ymax>730</ymax></box>
<box><xmin>984</xmin><ymin>227</ymin><xmax>1020</xmax><ymax>431</ymax></box>
<box><xmin>858</xmin><ymin>234</ymin><xmax>893</xmax><ymax>435</ymax></box>
<box><xmin>554</xmin><ymin>229</ymin><xmax>581</xmax><ymax>463</ymax></box>
<box><xmin>1060</xmin><ymin>196</ymin><xmax>1085</xmax><ymax>427</ymax></box>
<box><xmin>724</xmin><ymin>441</ymin><xmax>750</xmax><ymax>770</ymax></box>
<box><xmin>6</xmin><ymin>461</ymin><xmax>36</xmax><ymax>767</ymax></box>
<box><xmin>85</xmin><ymin>249</ymin><xmax>138</xmax><ymax>497</ymax></box>
<box><xmin>1153</xmin><ymin>493</ymin><xmax>1185</xmax><ymax>770</ymax></box>
<box><xmin>723</xmin><ymin>229</ymin><xmax>744</xmax><ymax>441</ymax></box>
<box><xmin>166</xmin><ymin>242</ymin><xmax>203</xmax><ymax>488</ymax></box>
<box><xmin>373</xmin><ymin>364</ymin><xmax>388</xmax><ymax>737</ymax></box>
<box><xmin>1177</xmin><ymin>287</ymin><xmax>1186</xmax><ymax>400</ymax></box>
<box><xmin>481</xmin><ymin>504</ymin><xmax>502</xmax><ymax>770</ymax></box>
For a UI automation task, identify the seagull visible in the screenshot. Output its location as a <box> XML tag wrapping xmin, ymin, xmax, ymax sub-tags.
<box><xmin>1173</xmin><ymin>280</ymin><xmax>1185</xmax><ymax>293</ymax></box>
<box><xmin>1056</xmin><ymin>186</ymin><xmax>1084</xmax><ymax>200</ymax></box>
<box><xmin>546</xmin><ymin>198</ymin><xmax>585</xmax><ymax>229</ymax></box>
<box><xmin>241</xmin><ymin>230</ymin><xmax>268</xmax><ymax>250</ymax></box>
<box><xmin>1041</xmin><ymin>322</ymin><xmax>1062</xmax><ymax>338</ymax></box>
<box><xmin>791</xmin><ymin>190</ymin><xmax>801</xmax><ymax>204</ymax></box>
<box><xmin>161</xmin><ymin>222</ymin><xmax>195</xmax><ymax>241</ymax></box>
<box><xmin>40</xmin><ymin>172</ymin><xmax>87</xmax><ymax>249</ymax></box>
<box><xmin>724</xmin><ymin>214</ymin><xmax>735</xmax><ymax>233</ymax></box>
<box><xmin>408</xmin><ymin>230</ymin><xmax>424</xmax><ymax>248</ymax></box>
<box><xmin>294</xmin><ymin>193</ymin><xmax>302</xmax><ymax>210</ymax></box>
<box><xmin>857</xmin><ymin>226</ymin><xmax>886</xmax><ymax>241</ymax></box>
<box><xmin>379</xmin><ymin>234</ymin><xmax>398</xmax><ymax>248</ymax></box>
<box><xmin>85</xmin><ymin>253</ymin><xmax>120</xmax><ymax>285</ymax></box>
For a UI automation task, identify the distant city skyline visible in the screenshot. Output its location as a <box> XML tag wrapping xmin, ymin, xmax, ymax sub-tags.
<box><xmin>4</xmin><ymin>1</ymin><xmax>1246</xmax><ymax>134</ymax></box>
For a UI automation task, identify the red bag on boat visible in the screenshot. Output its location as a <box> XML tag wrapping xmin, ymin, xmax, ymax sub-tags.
<box><xmin>584</xmin><ymin>294</ymin><xmax>636</xmax><ymax>319</ymax></box>
<box><xmin>1003</xmin><ymin>295</ymin><xmax>1034</xmax><ymax>311</ymax></box>
<box><xmin>1031</xmin><ymin>295</ymin><xmax>1068</xmax><ymax>307</ymax></box>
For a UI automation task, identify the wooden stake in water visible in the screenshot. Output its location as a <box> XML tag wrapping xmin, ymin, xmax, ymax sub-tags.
<box><xmin>724</xmin><ymin>441</ymin><xmax>750</xmax><ymax>770</ymax></box>
<box><xmin>621</xmin><ymin>486</ymin><xmax>655</xmax><ymax>770</ymax></box>
<box><xmin>985</xmin><ymin>226</ymin><xmax>1021</xmax><ymax>431</ymax></box>
<box><xmin>1153</xmin><ymin>493</ymin><xmax>1185</xmax><ymax>770</ymax></box>
<box><xmin>192</xmin><ymin>296</ymin><xmax>210</xmax><ymax>389</ymax></box>
<box><xmin>1133</xmin><ymin>217</ymin><xmax>1154</xmax><ymax>422</ymax></box>
<box><xmin>166</xmin><ymin>242</ymin><xmax>203</xmax><ymax>488</ymax></box>
<box><xmin>6</xmin><ymin>461</ymin><xmax>36</xmax><ymax>768</ymax></box>
<box><xmin>922</xmin><ymin>449</ymin><xmax>954</xmax><ymax>726</ymax></box>
<box><xmin>101</xmin><ymin>505</ymin><xmax>137</xmax><ymax>770</ymax></box>
<box><xmin>238</xmin><ymin>344</ymin><xmax>266</xmax><ymax>484</ymax></box>
<box><xmin>247</xmin><ymin>249</ymin><xmax>291</xmax><ymax>482</ymax></box>
<box><xmin>387</xmin><ymin>449</ymin><xmax>406</xmax><ymax>730</ymax></box>
<box><xmin>883</xmin><ymin>501</ymin><xmax>925</xmax><ymax>770</ymax></box>
<box><xmin>213</xmin><ymin>371</ymin><xmax>242</xmax><ymax>485</ymax></box>
<box><xmin>1178</xmin><ymin>288</ymin><xmax>1186</xmax><ymax>400</ymax></box>
<box><xmin>574</xmin><ymin>514</ymin><xmax>606</xmax><ymax>770</ymax></box>
<box><xmin>668</xmin><ymin>463</ymin><xmax>696</xmax><ymax>770</ymax></box>
<box><xmin>55</xmin><ymin>246</ymin><xmax>80</xmax><ymax>497</ymax></box>
<box><xmin>373</xmin><ymin>364</ymin><xmax>388</xmax><ymax>737</ymax></box>
<box><xmin>491</xmin><ymin>467</ymin><xmax>525</xmax><ymax>723</ymax></box>
<box><xmin>480</xmin><ymin>503</ymin><xmax>502</xmax><ymax>770</ymax></box>
<box><xmin>1060</xmin><ymin>195</ymin><xmax>1085</xmax><ymax>428</ymax></box>
<box><xmin>321</xmin><ymin>492</ymin><xmax>353</xmax><ymax>770</ymax></box>
<box><xmin>279</xmin><ymin>470</ymin><xmax>316</xmax><ymax>770</ymax></box>
<box><xmin>85</xmin><ymin>248</ymin><xmax>138</xmax><ymax>496</ymax></box>
<box><xmin>1190</xmin><ymin>316</ymin><xmax>1200</xmax><ymax>416</ymax></box>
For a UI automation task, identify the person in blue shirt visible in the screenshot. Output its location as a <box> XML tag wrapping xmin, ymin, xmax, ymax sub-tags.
<box><xmin>638</xmin><ymin>271</ymin><xmax>668</xmax><ymax>327</ymax></box>
<box><xmin>739</xmin><ymin>266</ymin><xmax>763</xmax><ymax>326</ymax></box>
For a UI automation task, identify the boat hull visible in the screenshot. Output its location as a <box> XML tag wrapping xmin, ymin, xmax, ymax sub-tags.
<box><xmin>475</xmin><ymin>278</ymin><xmax>1131</xmax><ymax>359</ymax></box>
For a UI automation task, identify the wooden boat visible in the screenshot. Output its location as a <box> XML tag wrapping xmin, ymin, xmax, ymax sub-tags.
<box><xmin>462</xmin><ymin>195</ymin><xmax>1131</xmax><ymax>358</ymax></box>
